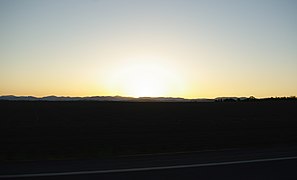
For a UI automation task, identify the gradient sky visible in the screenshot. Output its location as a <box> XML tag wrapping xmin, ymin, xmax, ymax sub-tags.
<box><xmin>1</xmin><ymin>0</ymin><xmax>297</xmax><ymax>98</ymax></box>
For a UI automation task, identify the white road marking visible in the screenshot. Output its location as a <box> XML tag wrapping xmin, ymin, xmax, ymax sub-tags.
<box><xmin>1</xmin><ymin>156</ymin><xmax>297</xmax><ymax>178</ymax></box>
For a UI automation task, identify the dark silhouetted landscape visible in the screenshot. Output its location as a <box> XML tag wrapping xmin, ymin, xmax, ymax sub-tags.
<box><xmin>1</xmin><ymin>99</ymin><xmax>297</xmax><ymax>162</ymax></box>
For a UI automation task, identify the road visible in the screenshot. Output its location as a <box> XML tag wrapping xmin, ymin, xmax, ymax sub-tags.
<box><xmin>1</xmin><ymin>147</ymin><xmax>297</xmax><ymax>180</ymax></box>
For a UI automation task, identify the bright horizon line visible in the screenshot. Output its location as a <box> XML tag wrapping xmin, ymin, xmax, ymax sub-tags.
<box><xmin>1</xmin><ymin>94</ymin><xmax>296</xmax><ymax>99</ymax></box>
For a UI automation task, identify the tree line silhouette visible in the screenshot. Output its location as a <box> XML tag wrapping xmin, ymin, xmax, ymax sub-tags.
<box><xmin>215</xmin><ymin>96</ymin><xmax>297</xmax><ymax>102</ymax></box>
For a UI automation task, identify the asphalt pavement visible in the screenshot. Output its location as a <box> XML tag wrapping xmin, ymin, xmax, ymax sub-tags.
<box><xmin>1</xmin><ymin>146</ymin><xmax>297</xmax><ymax>180</ymax></box>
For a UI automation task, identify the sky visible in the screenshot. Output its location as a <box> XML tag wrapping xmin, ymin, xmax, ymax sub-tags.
<box><xmin>1</xmin><ymin>0</ymin><xmax>297</xmax><ymax>98</ymax></box>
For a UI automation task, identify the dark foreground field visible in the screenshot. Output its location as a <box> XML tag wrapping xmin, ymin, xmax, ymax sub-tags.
<box><xmin>0</xmin><ymin>101</ymin><xmax>297</xmax><ymax>161</ymax></box>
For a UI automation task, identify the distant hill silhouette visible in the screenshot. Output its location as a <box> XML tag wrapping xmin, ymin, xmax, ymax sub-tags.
<box><xmin>0</xmin><ymin>95</ymin><xmax>213</xmax><ymax>102</ymax></box>
<box><xmin>0</xmin><ymin>95</ymin><xmax>296</xmax><ymax>102</ymax></box>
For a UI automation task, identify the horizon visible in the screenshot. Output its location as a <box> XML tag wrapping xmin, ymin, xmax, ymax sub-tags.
<box><xmin>1</xmin><ymin>94</ymin><xmax>296</xmax><ymax>99</ymax></box>
<box><xmin>1</xmin><ymin>0</ymin><xmax>297</xmax><ymax>98</ymax></box>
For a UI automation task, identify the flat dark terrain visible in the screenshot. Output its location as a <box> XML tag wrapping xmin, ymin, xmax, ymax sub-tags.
<box><xmin>0</xmin><ymin>101</ymin><xmax>297</xmax><ymax>161</ymax></box>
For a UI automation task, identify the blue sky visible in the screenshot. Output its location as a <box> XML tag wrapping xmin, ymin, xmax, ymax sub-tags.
<box><xmin>1</xmin><ymin>0</ymin><xmax>297</xmax><ymax>98</ymax></box>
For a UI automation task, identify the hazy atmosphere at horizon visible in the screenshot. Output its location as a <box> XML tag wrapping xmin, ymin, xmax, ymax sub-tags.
<box><xmin>1</xmin><ymin>0</ymin><xmax>296</xmax><ymax>98</ymax></box>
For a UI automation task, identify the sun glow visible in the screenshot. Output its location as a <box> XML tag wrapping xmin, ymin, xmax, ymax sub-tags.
<box><xmin>105</xmin><ymin>57</ymin><xmax>185</xmax><ymax>98</ymax></box>
<box><xmin>124</xmin><ymin>69</ymin><xmax>167</xmax><ymax>97</ymax></box>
